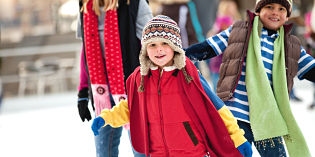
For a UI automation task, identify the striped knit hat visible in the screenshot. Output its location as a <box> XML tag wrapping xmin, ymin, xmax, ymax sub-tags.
<box><xmin>255</xmin><ymin>0</ymin><xmax>292</xmax><ymax>17</ymax></box>
<box><xmin>138</xmin><ymin>15</ymin><xmax>191</xmax><ymax>92</ymax></box>
<box><xmin>139</xmin><ymin>15</ymin><xmax>186</xmax><ymax>76</ymax></box>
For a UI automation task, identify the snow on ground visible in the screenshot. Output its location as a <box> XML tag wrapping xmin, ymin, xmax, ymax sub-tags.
<box><xmin>0</xmin><ymin>92</ymin><xmax>133</xmax><ymax>157</ymax></box>
<box><xmin>0</xmin><ymin>79</ymin><xmax>314</xmax><ymax>157</ymax></box>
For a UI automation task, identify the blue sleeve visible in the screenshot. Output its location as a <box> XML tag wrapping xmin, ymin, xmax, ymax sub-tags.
<box><xmin>198</xmin><ymin>73</ymin><xmax>224</xmax><ymax>110</ymax></box>
<box><xmin>297</xmin><ymin>46</ymin><xmax>315</xmax><ymax>79</ymax></box>
<box><xmin>206</xmin><ymin>26</ymin><xmax>232</xmax><ymax>55</ymax></box>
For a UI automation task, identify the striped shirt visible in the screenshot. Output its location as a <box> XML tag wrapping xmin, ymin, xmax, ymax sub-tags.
<box><xmin>207</xmin><ymin>26</ymin><xmax>315</xmax><ymax>123</ymax></box>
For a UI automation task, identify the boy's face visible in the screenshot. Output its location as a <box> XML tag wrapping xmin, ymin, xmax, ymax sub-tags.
<box><xmin>257</xmin><ymin>3</ymin><xmax>289</xmax><ymax>31</ymax></box>
<box><xmin>146</xmin><ymin>41</ymin><xmax>174</xmax><ymax>69</ymax></box>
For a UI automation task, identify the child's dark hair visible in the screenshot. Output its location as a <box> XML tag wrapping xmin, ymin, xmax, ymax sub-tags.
<box><xmin>255</xmin><ymin>0</ymin><xmax>292</xmax><ymax>17</ymax></box>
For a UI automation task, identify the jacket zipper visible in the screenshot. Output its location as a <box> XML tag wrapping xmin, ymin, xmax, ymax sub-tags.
<box><xmin>157</xmin><ymin>73</ymin><xmax>169</xmax><ymax>157</ymax></box>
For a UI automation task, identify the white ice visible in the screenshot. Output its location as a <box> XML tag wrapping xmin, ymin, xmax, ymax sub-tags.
<box><xmin>0</xmin><ymin>79</ymin><xmax>314</xmax><ymax>157</ymax></box>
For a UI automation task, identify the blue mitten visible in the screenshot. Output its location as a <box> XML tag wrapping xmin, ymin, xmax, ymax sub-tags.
<box><xmin>91</xmin><ymin>117</ymin><xmax>105</xmax><ymax>136</ymax></box>
<box><xmin>185</xmin><ymin>40</ymin><xmax>216</xmax><ymax>61</ymax></box>
<box><xmin>237</xmin><ymin>141</ymin><xmax>252</xmax><ymax>157</ymax></box>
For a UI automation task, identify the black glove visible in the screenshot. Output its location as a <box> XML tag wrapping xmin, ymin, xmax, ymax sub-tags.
<box><xmin>77</xmin><ymin>87</ymin><xmax>92</xmax><ymax>122</ymax></box>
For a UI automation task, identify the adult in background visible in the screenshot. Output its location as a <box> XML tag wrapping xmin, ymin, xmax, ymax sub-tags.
<box><xmin>76</xmin><ymin>0</ymin><xmax>152</xmax><ymax>156</ymax></box>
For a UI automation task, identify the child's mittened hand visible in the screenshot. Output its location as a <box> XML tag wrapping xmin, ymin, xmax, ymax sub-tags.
<box><xmin>91</xmin><ymin>117</ymin><xmax>105</xmax><ymax>136</ymax></box>
<box><xmin>185</xmin><ymin>40</ymin><xmax>214</xmax><ymax>61</ymax></box>
<box><xmin>237</xmin><ymin>141</ymin><xmax>252</xmax><ymax>157</ymax></box>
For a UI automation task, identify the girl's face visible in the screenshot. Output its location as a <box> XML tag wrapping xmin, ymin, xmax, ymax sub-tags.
<box><xmin>257</xmin><ymin>3</ymin><xmax>289</xmax><ymax>30</ymax></box>
<box><xmin>146</xmin><ymin>41</ymin><xmax>174</xmax><ymax>69</ymax></box>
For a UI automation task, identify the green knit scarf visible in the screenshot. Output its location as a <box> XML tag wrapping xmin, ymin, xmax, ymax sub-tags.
<box><xmin>246</xmin><ymin>16</ymin><xmax>310</xmax><ymax>157</ymax></box>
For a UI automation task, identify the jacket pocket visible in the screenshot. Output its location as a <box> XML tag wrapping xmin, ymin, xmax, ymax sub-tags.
<box><xmin>183</xmin><ymin>121</ymin><xmax>199</xmax><ymax>146</ymax></box>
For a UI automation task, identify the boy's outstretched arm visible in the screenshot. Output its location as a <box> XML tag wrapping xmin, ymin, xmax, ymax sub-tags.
<box><xmin>185</xmin><ymin>26</ymin><xmax>232</xmax><ymax>61</ymax></box>
<box><xmin>198</xmin><ymin>73</ymin><xmax>252</xmax><ymax>157</ymax></box>
<box><xmin>91</xmin><ymin>100</ymin><xmax>130</xmax><ymax>136</ymax></box>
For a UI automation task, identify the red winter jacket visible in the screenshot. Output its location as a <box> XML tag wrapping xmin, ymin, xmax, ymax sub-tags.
<box><xmin>126</xmin><ymin>58</ymin><xmax>242</xmax><ymax>157</ymax></box>
<box><xmin>145</xmin><ymin>66</ymin><xmax>207</xmax><ymax>157</ymax></box>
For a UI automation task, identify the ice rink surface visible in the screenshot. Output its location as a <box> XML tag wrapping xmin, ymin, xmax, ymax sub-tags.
<box><xmin>0</xmin><ymin>79</ymin><xmax>314</xmax><ymax>157</ymax></box>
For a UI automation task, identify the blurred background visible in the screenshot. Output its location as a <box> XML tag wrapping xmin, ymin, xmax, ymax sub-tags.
<box><xmin>1</xmin><ymin>0</ymin><xmax>314</xmax><ymax>98</ymax></box>
<box><xmin>0</xmin><ymin>0</ymin><xmax>80</xmax><ymax>98</ymax></box>
<box><xmin>0</xmin><ymin>0</ymin><xmax>314</xmax><ymax>157</ymax></box>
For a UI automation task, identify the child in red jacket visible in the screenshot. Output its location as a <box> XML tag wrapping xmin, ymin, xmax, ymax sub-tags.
<box><xmin>92</xmin><ymin>15</ymin><xmax>252</xmax><ymax>157</ymax></box>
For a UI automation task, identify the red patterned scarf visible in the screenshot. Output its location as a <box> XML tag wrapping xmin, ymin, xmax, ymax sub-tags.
<box><xmin>83</xmin><ymin>0</ymin><xmax>126</xmax><ymax>116</ymax></box>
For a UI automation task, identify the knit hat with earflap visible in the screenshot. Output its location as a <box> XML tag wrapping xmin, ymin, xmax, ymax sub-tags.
<box><xmin>255</xmin><ymin>0</ymin><xmax>292</xmax><ymax>17</ymax></box>
<box><xmin>138</xmin><ymin>15</ymin><xmax>191</xmax><ymax>92</ymax></box>
<box><xmin>139</xmin><ymin>15</ymin><xmax>186</xmax><ymax>76</ymax></box>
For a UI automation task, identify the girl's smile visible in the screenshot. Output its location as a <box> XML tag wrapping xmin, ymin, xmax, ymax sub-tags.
<box><xmin>146</xmin><ymin>41</ymin><xmax>175</xmax><ymax>69</ymax></box>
